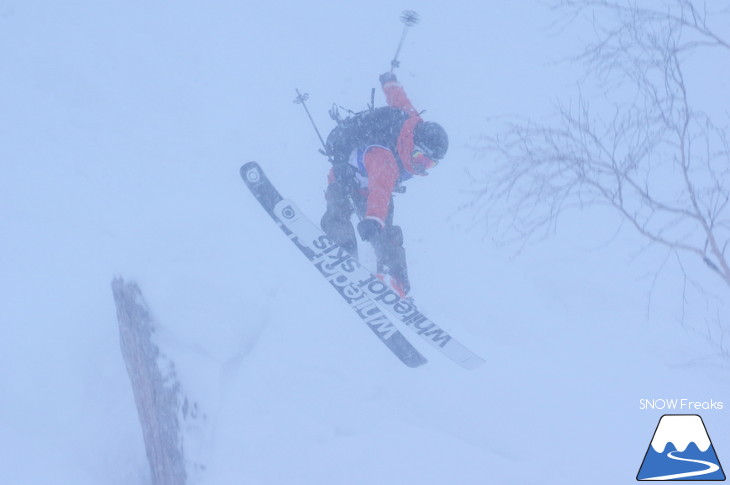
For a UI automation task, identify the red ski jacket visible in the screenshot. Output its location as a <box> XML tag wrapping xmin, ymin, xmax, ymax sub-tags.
<box><xmin>331</xmin><ymin>78</ymin><xmax>433</xmax><ymax>227</ymax></box>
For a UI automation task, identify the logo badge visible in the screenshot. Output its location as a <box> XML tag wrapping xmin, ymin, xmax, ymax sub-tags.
<box><xmin>637</xmin><ymin>414</ymin><xmax>725</xmax><ymax>481</ymax></box>
<box><xmin>245</xmin><ymin>167</ymin><xmax>261</xmax><ymax>183</ymax></box>
<box><xmin>279</xmin><ymin>205</ymin><xmax>296</xmax><ymax>219</ymax></box>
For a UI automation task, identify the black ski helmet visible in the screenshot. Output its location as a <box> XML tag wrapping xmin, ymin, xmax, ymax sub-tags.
<box><xmin>414</xmin><ymin>121</ymin><xmax>448</xmax><ymax>160</ymax></box>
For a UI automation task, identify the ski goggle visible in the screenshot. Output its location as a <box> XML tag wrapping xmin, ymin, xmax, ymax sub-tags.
<box><xmin>412</xmin><ymin>146</ymin><xmax>438</xmax><ymax>172</ymax></box>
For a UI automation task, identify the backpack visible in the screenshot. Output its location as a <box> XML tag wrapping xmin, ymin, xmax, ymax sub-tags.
<box><xmin>325</xmin><ymin>106</ymin><xmax>411</xmax><ymax>165</ymax></box>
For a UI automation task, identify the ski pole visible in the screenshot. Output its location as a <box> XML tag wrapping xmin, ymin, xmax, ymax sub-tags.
<box><xmin>294</xmin><ymin>88</ymin><xmax>328</xmax><ymax>156</ymax></box>
<box><xmin>390</xmin><ymin>10</ymin><xmax>419</xmax><ymax>72</ymax></box>
<box><xmin>293</xmin><ymin>89</ymin><xmax>359</xmax><ymax>220</ymax></box>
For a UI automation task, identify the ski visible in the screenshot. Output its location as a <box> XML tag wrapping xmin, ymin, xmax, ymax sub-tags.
<box><xmin>241</xmin><ymin>162</ymin><xmax>485</xmax><ymax>370</ymax></box>
<box><xmin>240</xmin><ymin>161</ymin><xmax>427</xmax><ymax>368</ymax></box>
<box><xmin>270</xmin><ymin>198</ymin><xmax>485</xmax><ymax>370</ymax></box>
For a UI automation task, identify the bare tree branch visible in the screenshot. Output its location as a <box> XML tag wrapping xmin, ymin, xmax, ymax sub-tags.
<box><xmin>472</xmin><ymin>0</ymin><xmax>730</xmax><ymax>357</ymax></box>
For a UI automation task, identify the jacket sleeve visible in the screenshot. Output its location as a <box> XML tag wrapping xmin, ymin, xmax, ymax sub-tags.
<box><xmin>382</xmin><ymin>78</ymin><xmax>423</xmax><ymax>175</ymax></box>
<box><xmin>381</xmin><ymin>79</ymin><xmax>419</xmax><ymax>116</ymax></box>
<box><xmin>362</xmin><ymin>146</ymin><xmax>400</xmax><ymax>225</ymax></box>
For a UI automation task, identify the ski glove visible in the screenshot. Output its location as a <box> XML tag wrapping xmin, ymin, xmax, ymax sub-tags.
<box><xmin>357</xmin><ymin>218</ymin><xmax>383</xmax><ymax>241</ymax></box>
<box><xmin>379</xmin><ymin>72</ymin><xmax>397</xmax><ymax>84</ymax></box>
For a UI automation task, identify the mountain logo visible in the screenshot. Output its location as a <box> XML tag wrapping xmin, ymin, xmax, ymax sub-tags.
<box><xmin>637</xmin><ymin>414</ymin><xmax>725</xmax><ymax>481</ymax></box>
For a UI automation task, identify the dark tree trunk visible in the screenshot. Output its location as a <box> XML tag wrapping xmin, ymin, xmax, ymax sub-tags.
<box><xmin>112</xmin><ymin>277</ymin><xmax>188</xmax><ymax>485</ymax></box>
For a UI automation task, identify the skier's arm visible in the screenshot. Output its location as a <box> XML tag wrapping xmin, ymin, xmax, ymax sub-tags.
<box><xmin>380</xmin><ymin>72</ymin><xmax>423</xmax><ymax>173</ymax></box>
<box><xmin>363</xmin><ymin>147</ymin><xmax>399</xmax><ymax>225</ymax></box>
<box><xmin>380</xmin><ymin>73</ymin><xmax>418</xmax><ymax>116</ymax></box>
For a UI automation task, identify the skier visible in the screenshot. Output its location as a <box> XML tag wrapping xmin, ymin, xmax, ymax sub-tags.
<box><xmin>320</xmin><ymin>72</ymin><xmax>448</xmax><ymax>298</ymax></box>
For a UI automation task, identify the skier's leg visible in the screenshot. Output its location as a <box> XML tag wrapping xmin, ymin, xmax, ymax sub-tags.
<box><xmin>370</xmin><ymin>200</ymin><xmax>411</xmax><ymax>296</ymax></box>
<box><xmin>372</xmin><ymin>225</ymin><xmax>410</xmax><ymax>296</ymax></box>
<box><xmin>320</xmin><ymin>180</ymin><xmax>358</xmax><ymax>258</ymax></box>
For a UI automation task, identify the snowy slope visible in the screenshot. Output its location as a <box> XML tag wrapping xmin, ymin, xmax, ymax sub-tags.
<box><xmin>0</xmin><ymin>1</ymin><xmax>727</xmax><ymax>484</ymax></box>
